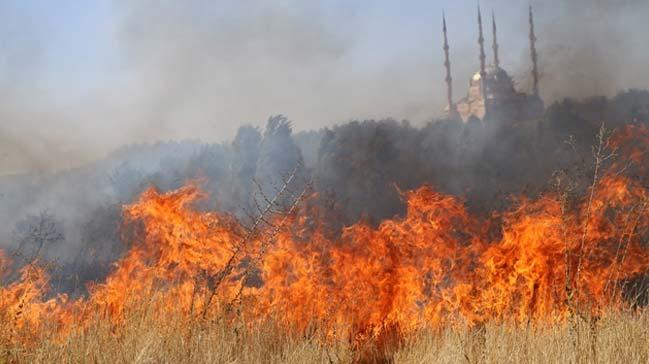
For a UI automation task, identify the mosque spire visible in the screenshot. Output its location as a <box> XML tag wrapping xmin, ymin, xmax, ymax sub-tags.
<box><xmin>477</xmin><ymin>5</ymin><xmax>487</xmax><ymax>94</ymax></box>
<box><xmin>529</xmin><ymin>5</ymin><xmax>539</xmax><ymax>96</ymax></box>
<box><xmin>442</xmin><ymin>12</ymin><xmax>454</xmax><ymax>117</ymax></box>
<box><xmin>491</xmin><ymin>10</ymin><xmax>500</xmax><ymax>69</ymax></box>
<box><xmin>477</xmin><ymin>5</ymin><xmax>486</xmax><ymax>76</ymax></box>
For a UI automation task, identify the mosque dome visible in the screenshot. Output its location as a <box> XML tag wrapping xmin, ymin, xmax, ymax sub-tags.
<box><xmin>441</xmin><ymin>6</ymin><xmax>543</xmax><ymax>123</ymax></box>
<box><xmin>471</xmin><ymin>65</ymin><xmax>512</xmax><ymax>83</ymax></box>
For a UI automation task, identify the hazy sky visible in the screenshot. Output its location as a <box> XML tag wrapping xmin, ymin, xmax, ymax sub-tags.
<box><xmin>1</xmin><ymin>0</ymin><xmax>648</xmax><ymax>174</ymax></box>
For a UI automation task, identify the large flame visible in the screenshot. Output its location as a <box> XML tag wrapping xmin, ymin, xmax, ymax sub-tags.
<box><xmin>1</xmin><ymin>125</ymin><xmax>648</xmax><ymax>348</ymax></box>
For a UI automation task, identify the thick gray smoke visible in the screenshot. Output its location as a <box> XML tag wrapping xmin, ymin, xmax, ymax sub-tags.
<box><xmin>0</xmin><ymin>2</ymin><xmax>56</xmax><ymax>174</ymax></box>
<box><xmin>517</xmin><ymin>0</ymin><xmax>649</xmax><ymax>100</ymax></box>
<box><xmin>112</xmin><ymin>1</ymin><xmax>351</xmax><ymax>143</ymax></box>
<box><xmin>111</xmin><ymin>0</ymin><xmax>649</xmax><ymax>148</ymax></box>
<box><xmin>0</xmin><ymin>1</ymin><xmax>648</xmax><ymax>294</ymax></box>
<box><xmin>1</xmin><ymin>1</ymin><xmax>648</xmax><ymax>175</ymax></box>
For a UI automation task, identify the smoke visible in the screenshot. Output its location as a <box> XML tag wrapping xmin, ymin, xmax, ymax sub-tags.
<box><xmin>87</xmin><ymin>0</ymin><xmax>649</xmax><ymax>162</ymax></box>
<box><xmin>0</xmin><ymin>1</ymin><xmax>52</xmax><ymax>175</ymax></box>
<box><xmin>112</xmin><ymin>0</ymin><xmax>353</xmax><ymax>142</ymax></box>
<box><xmin>1</xmin><ymin>0</ymin><xmax>648</xmax><ymax>176</ymax></box>
<box><xmin>514</xmin><ymin>0</ymin><xmax>649</xmax><ymax>100</ymax></box>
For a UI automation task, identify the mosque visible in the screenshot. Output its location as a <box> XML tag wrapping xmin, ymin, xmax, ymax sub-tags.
<box><xmin>442</xmin><ymin>6</ymin><xmax>544</xmax><ymax>123</ymax></box>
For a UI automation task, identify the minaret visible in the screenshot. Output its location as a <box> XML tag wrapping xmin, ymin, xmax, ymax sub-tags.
<box><xmin>477</xmin><ymin>6</ymin><xmax>486</xmax><ymax>78</ymax></box>
<box><xmin>442</xmin><ymin>12</ymin><xmax>454</xmax><ymax>118</ymax></box>
<box><xmin>491</xmin><ymin>11</ymin><xmax>500</xmax><ymax>69</ymax></box>
<box><xmin>477</xmin><ymin>5</ymin><xmax>487</xmax><ymax>95</ymax></box>
<box><xmin>529</xmin><ymin>5</ymin><xmax>539</xmax><ymax>96</ymax></box>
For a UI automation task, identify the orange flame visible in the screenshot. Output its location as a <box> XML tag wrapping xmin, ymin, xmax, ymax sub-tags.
<box><xmin>1</xmin><ymin>125</ymin><xmax>648</xmax><ymax>347</ymax></box>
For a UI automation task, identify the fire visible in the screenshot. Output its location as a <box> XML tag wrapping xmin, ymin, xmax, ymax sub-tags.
<box><xmin>0</xmin><ymin>261</ymin><xmax>73</xmax><ymax>345</ymax></box>
<box><xmin>84</xmin><ymin>184</ymin><xmax>244</xmax><ymax>322</ymax></box>
<box><xmin>0</xmin><ymin>125</ymin><xmax>647</xmax><ymax>348</ymax></box>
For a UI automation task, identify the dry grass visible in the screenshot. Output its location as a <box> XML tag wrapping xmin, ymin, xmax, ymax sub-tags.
<box><xmin>395</xmin><ymin>312</ymin><xmax>649</xmax><ymax>364</ymax></box>
<box><xmin>2</xmin><ymin>309</ymin><xmax>649</xmax><ymax>364</ymax></box>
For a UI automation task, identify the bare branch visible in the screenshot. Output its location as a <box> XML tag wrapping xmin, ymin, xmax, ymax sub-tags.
<box><xmin>202</xmin><ymin>162</ymin><xmax>305</xmax><ymax>317</ymax></box>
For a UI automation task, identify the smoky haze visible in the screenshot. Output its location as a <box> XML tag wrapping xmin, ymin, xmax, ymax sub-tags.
<box><xmin>0</xmin><ymin>0</ymin><xmax>648</xmax><ymax>175</ymax></box>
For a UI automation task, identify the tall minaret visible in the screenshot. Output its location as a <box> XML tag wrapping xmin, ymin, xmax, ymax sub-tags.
<box><xmin>477</xmin><ymin>6</ymin><xmax>486</xmax><ymax>77</ymax></box>
<box><xmin>491</xmin><ymin>11</ymin><xmax>500</xmax><ymax>69</ymax></box>
<box><xmin>477</xmin><ymin>5</ymin><xmax>487</xmax><ymax>95</ymax></box>
<box><xmin>529</xmin><ymin>5</ymin><xmax>539</xmax><ymax>96</ymax></box>
<box><xmin>442</xmin><ymin>12</ymin><xmax>454</xmax><ymax>117</ymax></box>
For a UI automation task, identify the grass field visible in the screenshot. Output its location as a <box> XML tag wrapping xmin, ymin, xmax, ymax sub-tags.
<box><xmin>2</xmin><ymin>307</ymin><xmax>648</xmax><ymax>363</ymax></box>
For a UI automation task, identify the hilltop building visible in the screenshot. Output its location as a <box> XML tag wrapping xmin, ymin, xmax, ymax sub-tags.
<box><xmin>442</xmin><ymin>6</ymin><xmax>544</xmax><ymax>123</ymax></box>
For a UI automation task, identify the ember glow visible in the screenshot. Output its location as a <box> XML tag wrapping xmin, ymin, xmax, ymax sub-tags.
<box><xmin>1</xmin><ymin>126</ymin><xmax>648</xmax><ymax>348</ymax></box>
